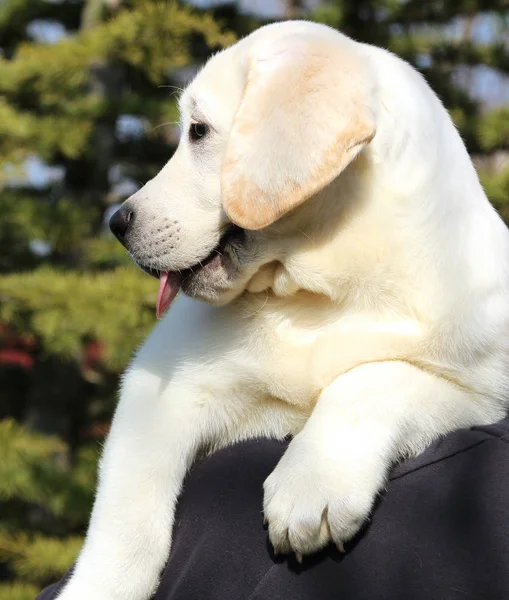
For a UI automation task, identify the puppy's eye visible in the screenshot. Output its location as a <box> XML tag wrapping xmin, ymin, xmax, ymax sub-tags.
<box><xmin>189</xmin><ymin>122</ymin><xmax>209</xmax><ymax>142</ymax></box>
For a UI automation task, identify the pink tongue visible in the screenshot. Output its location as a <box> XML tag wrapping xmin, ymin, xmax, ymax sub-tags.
<box><xmin>156</xmin><ymin>271</ymin><xmax>182</xmax><ymax>319</ymax></box>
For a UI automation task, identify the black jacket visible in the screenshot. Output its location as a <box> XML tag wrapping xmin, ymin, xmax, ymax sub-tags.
<box><xmin>37</xmin><ymin>417</ymin><xmax>509</xmax><ymax>600</ymax></box>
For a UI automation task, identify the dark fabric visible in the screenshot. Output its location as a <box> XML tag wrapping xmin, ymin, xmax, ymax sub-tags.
<box><xmin>37</xmin><ymin>417</ymin><xmax>509</xmax><ymax>600</ymax></box>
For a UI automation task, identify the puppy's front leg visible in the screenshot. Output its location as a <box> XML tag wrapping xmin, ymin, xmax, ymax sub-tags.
<box><xmin>57</xmin><ymin>366</ymin><xmax>229</xmax><ymax>600</ymax></box>
<box><xmin>264</xmin><ymin>360</ymin><xmax>503</xmax><ymax>558</ymax></box>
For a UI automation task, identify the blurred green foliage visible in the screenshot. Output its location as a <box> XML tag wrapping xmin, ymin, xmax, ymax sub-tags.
<box><xmin>0</xmin><ymin>420</ymin><xmax>95</xmax><ymax>598</ymax></box>
<box><xmin>0</xmin><ymin>1</ymin><xmax>508</xmax><ymax>598</ymax></box>
<box><xmin>0</xmin><ymin>267</ymin><xmax>155</xmax><ymax>368</ymax></box>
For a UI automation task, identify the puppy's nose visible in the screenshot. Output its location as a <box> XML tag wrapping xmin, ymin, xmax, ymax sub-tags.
<box><xmin>109</xmin><ymin>207</ymin><xmax>134</xmax><ymax>244</ymax></box>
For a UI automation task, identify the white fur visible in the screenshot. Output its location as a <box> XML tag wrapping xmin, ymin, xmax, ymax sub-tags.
<box><xmin>57</xmin><ymin>21</ymin><xmax>509</xmax><ymax>600</ymax></box>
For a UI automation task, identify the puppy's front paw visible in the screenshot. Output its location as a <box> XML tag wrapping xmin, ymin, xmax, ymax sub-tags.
<box><xmin>263</xmin><ymin>437</ymin><xmax>382</xmax><ymax>560</ymax></box>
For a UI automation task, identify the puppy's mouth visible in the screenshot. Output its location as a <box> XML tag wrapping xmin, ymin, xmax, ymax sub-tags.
<box><xmin>137</xmin><ymin>225</ymin><xmax>244</xmax><ymax>319</ymax></box>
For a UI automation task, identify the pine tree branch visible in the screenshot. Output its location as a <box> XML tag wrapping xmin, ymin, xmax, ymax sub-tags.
<box><xmin>395</xmin><ymin>0</ymin><xmax>509</xmax><ymax>24</ymax></box>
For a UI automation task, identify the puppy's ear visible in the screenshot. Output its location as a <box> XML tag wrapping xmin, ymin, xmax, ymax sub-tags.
<box><xmin>221</xmin><ymin>38</ymin><xmax>376</xmax><ymax>230</ymax></box>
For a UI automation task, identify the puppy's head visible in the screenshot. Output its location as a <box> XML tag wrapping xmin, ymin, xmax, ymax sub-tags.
<box><xmin>110</xmin><ymin>21</ymin><xmax>375</xmax><ymax>317</ymax></box>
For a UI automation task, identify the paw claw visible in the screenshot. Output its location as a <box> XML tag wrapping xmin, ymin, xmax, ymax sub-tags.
<box><xmin>336</xmin><ymin>542</ymin><xmax>345</xmax><ymax>553</ymax></box>
<box><xmin>295</xmin><ymin>552</ymin><xmax>303</xmax><ymax>563</ymax></box>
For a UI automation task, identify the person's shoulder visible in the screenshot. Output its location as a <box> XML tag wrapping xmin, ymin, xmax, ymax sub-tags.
<box><xmin>390</xmin><ymin>415</ymin><xmax>509</xmax><ymax>482</ymax></box>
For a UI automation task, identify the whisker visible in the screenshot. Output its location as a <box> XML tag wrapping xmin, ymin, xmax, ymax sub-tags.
<box><xmin>296</xmin><ymin>227</ymin><xmax>315</xmax><ymax>247</ymax></box>
<box><xmin>150</xmin><ymin>120</ymin><xmax>179</xmax><ymax>132</ymax></box>
<box><xmin>245</xmin><ymin>292</ymin><xmax>270</xmax><ymax>318</ymax></box>
<box><xmin>157</xmin><ymin>85</ymin><xmax>184</xmax><ymax>92</ymax></box>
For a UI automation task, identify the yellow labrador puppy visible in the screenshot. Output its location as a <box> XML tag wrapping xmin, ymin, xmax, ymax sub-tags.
<box><xmin>58</xmin><ymin>20</ymin><xmax>509</xmax><ymax>600</ymax></box>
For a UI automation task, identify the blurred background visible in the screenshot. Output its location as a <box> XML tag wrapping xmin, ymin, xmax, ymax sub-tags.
<box><xmin>0</xmin><ymin>1</ymin><xmax>508</xmax><ymax>598</ymax></box>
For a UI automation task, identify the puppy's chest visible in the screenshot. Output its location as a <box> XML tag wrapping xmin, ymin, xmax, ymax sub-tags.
<box><xmin>243</xmin><ymin>303</ymin><xmax>423</xmax><ymax>407</ymax></box>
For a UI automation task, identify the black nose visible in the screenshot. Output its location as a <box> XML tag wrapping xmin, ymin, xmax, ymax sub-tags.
<box><xmin>109</xmin><ymin>207</ymin><xmax>134</xmax><ymax>244</ymax></box>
